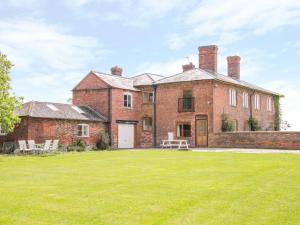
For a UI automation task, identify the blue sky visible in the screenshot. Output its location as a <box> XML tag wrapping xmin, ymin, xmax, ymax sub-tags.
<box><xmin>0</xmin><ymin>0</ymin><xmax>300</xmax><ymax>130</ymax></box>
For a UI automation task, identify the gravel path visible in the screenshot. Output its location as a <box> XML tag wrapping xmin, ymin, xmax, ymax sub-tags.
<box><xmin>192</xmin><ymin>148</ymin><xmax>300</xmax><ymax>154</ymax></box>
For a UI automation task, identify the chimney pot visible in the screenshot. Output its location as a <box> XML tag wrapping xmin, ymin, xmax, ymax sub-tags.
<box><xmin>227</xmin><ymin>56</ymin><xmax>241</xmax><ymax>80</ymax></box>
<box><xmin>198</xmin><ymin>45</ymin><xmax>218</xmax><ymax>73</ymax></box>
<box><xmin>111</xmin><ymin>66</ymin><xmax>123</xmax><ymax>76</ymax></box>
<box><xmin>182</xmin><ymin>62</ymin><xmax>195</xmax><ymax>72</ymax></box>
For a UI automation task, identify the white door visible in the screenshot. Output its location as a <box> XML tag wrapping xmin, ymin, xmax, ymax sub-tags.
<box><xmin>118</xmin><ymin>124</ymin><xmax>134</xmax><ymax>148</ymax></box>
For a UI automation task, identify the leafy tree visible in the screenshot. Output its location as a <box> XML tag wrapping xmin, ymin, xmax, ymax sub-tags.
<box><xmin>248</xmin><ymin>117</ymin><xmax>261</xmax><ymax>131</ymax></box>
<box><xmin>0</xmin><ymin>52</ymin><xmax>22</xmax><ymax>133</ymax></box>
<box><xmin>222</xmin><ymin>114</ymin><xmax>234</xmax><ymax>132</ymax></box>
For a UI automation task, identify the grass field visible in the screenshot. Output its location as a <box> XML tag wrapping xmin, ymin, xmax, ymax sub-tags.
<box><xmin>0</xmin><ymin>150</ymin><xmax>300</xmax><ymax>225</ymax></box>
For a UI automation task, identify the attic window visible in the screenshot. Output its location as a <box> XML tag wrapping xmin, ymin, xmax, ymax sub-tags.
<box><xmin>72</xmin><ymin>106</ymin><xmax>85</xmax><ymax>114</ymax></box>
<box><xmin>47</xmin><ymin>104</ymin><xmax>59</xmax><ymax>111</ymax></box>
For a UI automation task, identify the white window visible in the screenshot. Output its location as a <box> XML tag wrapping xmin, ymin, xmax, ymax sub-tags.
<box><xmin>77</xmin><ymin>124</ymin><xmax>89</xmax><ymax>137</ymax></box>
<box><xmin>143</xmin><ymin>117</ymin><xmax>152</xmax><ymax>131</ymax></box>
<box><xmin>142</xmin><ymin>92</ymin><xmax>154</xmax><ymax>104</ymax></box>
<box><xmin>267</xmin><ymin>97</ymin><xmax>273</xmax><ymax>111</ymax></box>
<box><xmin>0</xmin><ymin>125</ymin><xmax>6</xmax><ymax>135</ymax></box>
<box><xmin>229</xmin><ymin>88</ymin><xmax>237</xmax><ymax>106</ymax></box>
<box><xmin>255</xmin><ymin>94</ymin><xmax>260</xmax><ymax>110</ymax></box>
<box><xmin>124</xmin><ymin>92</ymin><xmax>132</xmax><ymax>108</ymax></box>
<box><xmin>176</xmin><ymin>123</ymin><xmax>191</xmax><ymax>137</ymax></box>
<box><xmin>242</xmin><ymin>92</ymin><xmax>249</xmax><ymax>108</ymax></box>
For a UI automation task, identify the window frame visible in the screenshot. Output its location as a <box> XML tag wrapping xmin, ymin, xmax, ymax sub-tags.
<box><xmin>176</xmin><ymin>123</ymin><xmax>191</xmax><ymax>138</ymax></box>
<box><xmin>142</xmin><ymin>117</ymin><xmax>152</xmax><ymax>131</ymax></box>
<box><xmin>123</xmin><ymin>92</ymin><xmax>133</xmax><ymax>108</ymax></box>
<box><xmin>0</xmin><ymin>125</ymin><xmax>6</xmax><ymax>136</ymax></box>
<box><xmin>229</xmin><ymin>88</ymin><xmax>237</xmax><ymax>106</ymax></box>
<box><xmin>142</xmin><ymin>92</ymin><xmax>154</xmax><ymax>104</ymax></box>
<box><xmin>77</xmin><ymin>124</ymin><xmax>89</xmax><ymax>137</ymax></box>
<box><xmin>267</xmin><ymin>97</ymin><xmax>273</xmax><ymax>112</ymax></box>
<box><xmin>242</xmin><ymin>92</ymin><xmax>249</xmax><ymax>108</ymax></box>
<box><xmin>254</xmin><ymin>94</ymin><xmax>261</xmax><ymax>110</ymax></box>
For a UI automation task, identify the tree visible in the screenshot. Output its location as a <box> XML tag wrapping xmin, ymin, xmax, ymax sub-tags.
<box><xmin>0</xmin><ymin>52</ymin><xmax>22</xmax><ymax>134</ymax></box>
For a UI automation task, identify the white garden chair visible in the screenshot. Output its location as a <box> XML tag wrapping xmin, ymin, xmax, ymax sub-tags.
<box><xmin>38</xmin><ymin>140</ymin><xmax>52</xmax><ymax>154</ymax></box>
<box><xmin>18</xmin><ymin>140</ymin><xmax>32</xmax><ymax>154</ymax></box>
<box><xmin>49</xmin><ymin>139</ymin><xmax>59</xmax><ymax>152</ymax></box>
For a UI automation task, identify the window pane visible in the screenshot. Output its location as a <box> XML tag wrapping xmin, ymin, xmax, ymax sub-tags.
<box><xmin>183</xmin><ymin>124</ymin><xmax>191</xmax><ymax>137</ymax></box>
<box><xmin>183</xmin><ymin>90</ymin><xmax>192</xmax><ymax>98</ymax></box>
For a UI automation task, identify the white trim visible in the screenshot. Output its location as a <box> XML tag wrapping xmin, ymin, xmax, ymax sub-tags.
<box><xmin>77</xmin><ymin>124</ymin><xmax>89</xmax><ymax>137</ymax></box>
<box><xmin>254</xmin><ymin>94</ymin><xmax>260</xmax><ymax>110</ymax></box>
<box><xmin>123</xmin><ymin>92</ymin><xmax>133</xmax><ymax>108</ymax></box>
<box><xmin>242</xmin><ymin>92</ymin><xmax>249</xmax><ymax>108</ymax></box>
<box><xmin>229</xmin><ymin>88</ymin><xmax>237</xmax><ymax>106</ymax></box>
<box><xmin>267</xmin><ymin>97</ymin><xmax>273</xmax><ymax>111</ymax></box>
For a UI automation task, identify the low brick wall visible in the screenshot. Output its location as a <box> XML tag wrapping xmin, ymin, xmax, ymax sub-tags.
<box><xmin>209</xmin><ymin>131</ymin><xmax>300</xmax><ymax>150</ymax></box>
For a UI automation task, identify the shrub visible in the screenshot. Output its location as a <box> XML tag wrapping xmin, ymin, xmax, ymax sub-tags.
<box><xmin>68</xmin><ymin>139</ymin><xmax>86</xmax><ymax>152</ymax></box>
<box><xmin>248</xmin><ymin>117</ymin><xmax>261</xmax><ymax>131</ymax></box>
<box><xmin>96</xmin><ymin>132</ymin><xmax>110</xmax><ymax>150</ymax></box>
<box><xmin>222</xmin><ymin>114</ymin><xmax>234</xmax><ymax>132</ymax></box>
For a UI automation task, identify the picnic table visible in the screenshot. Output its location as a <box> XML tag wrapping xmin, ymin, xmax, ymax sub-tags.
<box><xmin>161</xmin><ymin>139</ymin><xmax>189</xmax><ymax>150</ymax></box>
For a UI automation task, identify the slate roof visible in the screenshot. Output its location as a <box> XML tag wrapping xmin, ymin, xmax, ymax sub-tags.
<box><xmin>16</xmin><ymin>101</ymin><xmax>108</xmax><ymax>122</ymax></box>
<box><xmin>131</xmin><ymin>73</ymin><xmax>165</xmax><ymax>86</ymax></box>
<box><xmin>155</xmin><ymin>68</ymin><xmax>279</xmax><ymax>95</ymax></box>
<box><xmin>92</xmin><ymin>71</ymin><xmax>139</xmax><ymax>91</ymax></box>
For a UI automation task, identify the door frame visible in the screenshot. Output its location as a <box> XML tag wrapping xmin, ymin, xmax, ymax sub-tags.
<box><xmin>117</xmin><ymin>121</ymin><xmax>137</xmax><ymax>149</ymax></box>
<box><xmin>195</xmin><ymin>115</ymin><xmax>208</xmax><ymax>147</ymax></box>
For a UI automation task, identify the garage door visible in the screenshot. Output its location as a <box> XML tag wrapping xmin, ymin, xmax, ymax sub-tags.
<box><xmin>118</xmin><ymin>124</ymin><xmax>134</xmax><ymax>148</ymax></box>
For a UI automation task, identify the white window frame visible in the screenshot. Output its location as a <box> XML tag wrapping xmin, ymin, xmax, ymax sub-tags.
<box><xmin>142</xmin><ymin>117</ymin><xmax>152</xmax><ymax>131</ymax></box>
<box><xmin>124</xmin><ymin>92</ymin><xmax>133</xmax><ymax>108</ymax></box>
<box><xmin>77</xmin><ymin>124</ymin><xmax>89</xmax><ymax>137</ymax></box>
<box><xmin>0</xmin><ymin>125</ymin><xmax>6</xmax><ymax>136</ymax></box>
<box><xmin>267</xmin><ymin>97</ymin><xmax>273</xmax><ymax>111</ymax></box>
<box><xmin>242</xmin><ymin>92</ymin><xmax>249</xmax><ymax>108</ymax></box>
<box><xmin>229</xmin><ymin>88</ymin><xmax>237</xmax><ymax>106</ymax></box>
<box><xmin>142</xmin><ymin>92</ymin><xmax>154</xmax><ymax>104</ymax></box>
<box><xmin>254</xmin><ymin>94</ymin><xmax>260</xmax><ymax>110</ymax></box>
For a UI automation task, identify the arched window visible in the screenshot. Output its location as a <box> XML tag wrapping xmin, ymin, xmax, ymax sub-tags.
<box><xmin>229</xmin><ymin>88</ymin><xmax>237</xmax><ymax>106</ymax></box>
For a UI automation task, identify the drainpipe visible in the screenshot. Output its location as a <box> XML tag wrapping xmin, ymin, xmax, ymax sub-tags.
<box><xmin>108</xmin><ymin>87</ymin><xmax>112</xmax><ymax>145</ymax></box>
<box><xmin>153</xmin><ymin>84</ymin><xmax>157</xmax><ymax>148</ymax></box>
<box><xmin>249</xmin><ymin>90</ymin><xmax>255</xmax><ymax>130</ymax></box>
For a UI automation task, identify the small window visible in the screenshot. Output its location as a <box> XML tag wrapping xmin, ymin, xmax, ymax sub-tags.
<box><xmin>124</xmin><ymin>92</ymin><xmax>132</xmax><ymax>108</ymax></box>
<box><xmin>255</xmin><ymin>94</ymin><xmax>260</xmax><ymax>110</ymax></box>
<box><xmin>177</xmin><ymin>123</ymin><xmax>191</xmax><ymax>137</ymax></box>
<box><xmin>229</xmin><ymin>88</ymin><xmax>237</xmax><ymax>106</ymax></box>
<box><xmin>142</xmin><ymin>92</ymin><xmax>154</xmax><ymax>104</ymax></box>
<box><xmin>267</xmin><ymin>97</ymin><xmax>273</xmax><ymax>111</ymax></box>
<box><xmin>243</xmin><ymin>92</ymin><xmax>249</xmax><ymax>108</ymax></box>
<box><xmin>47</xmin><ymin>104</ymin><xmax>59</xmax><ymax>111</ymax></box>
<box><xmin>0</xmin><ymin>125</ymin><xmax>6</xmax><ymax>135</ymax></box>
<box><xmin>77</xmin><ymin>124</ymin><xmax>89</xmax><ymax>137</ymax></box>
<box><xmin>143</xmin><ymin>117</ymin><xmax>152</xmax><ymax>131</ymax></box>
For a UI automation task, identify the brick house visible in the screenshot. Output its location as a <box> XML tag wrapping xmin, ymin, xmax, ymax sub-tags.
<box><xmin>72</xmin><ymin>45</ymin><xmax>279</xmax><ymax>148</ymax></box>
<box><xmin>0</xmin><ymin>101</ymin><xmax>108</xmax><ymax>147</ymax></box>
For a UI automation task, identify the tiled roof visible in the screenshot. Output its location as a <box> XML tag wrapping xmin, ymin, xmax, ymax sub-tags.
<box><xmin>131</xmin><ymin>73</ymin><xmax>165</xmax><ymax>86</ymax></box>
<box><xmin>155</xmin><ymin>68</ymin><xmax>279</xmax><ymax>95</ymax></box>
<box><xmin>92</xmin><ymin>71</ymin><xmax>139</xmax><ymax>91</ymax></box>
<box><xmin>16</xmin><ymin>101</ymin><xmax>108</xmax><ymax>122</ymax></box>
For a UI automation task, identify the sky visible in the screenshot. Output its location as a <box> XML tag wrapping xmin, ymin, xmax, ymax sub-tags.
<box><xmin>0</xmin><ymin>0</ymin><xmax>300</xmax><ymax>130</ymax></box>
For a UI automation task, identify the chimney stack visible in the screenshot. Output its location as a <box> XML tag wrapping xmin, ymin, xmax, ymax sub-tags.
<box><xmin>198</xmin><ymin>45</ymin><xmax>218</xmax><ymax>73</ymax></box>
<box><xmin>227</xmin><ymin>56</ymin><xmax>241</xmax><ymax>80</ymax></box>
<box><xmin>182</xmin><ymin>62</ymin><xmax>195</xmax><ymax>72</ymax></box>
<box><xmin>111</xmin><ymin>66</ymin><xmax>123</xmax><ymax>76</ymax></box>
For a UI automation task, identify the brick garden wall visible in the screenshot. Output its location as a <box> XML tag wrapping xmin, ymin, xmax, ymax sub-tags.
<box><xmin>209</xmin><ymin>131</ymin><xmax>300</xmax><ymax>150</ymax></box>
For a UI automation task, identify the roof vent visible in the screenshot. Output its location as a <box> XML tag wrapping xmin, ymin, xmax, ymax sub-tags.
<box><xmin>47</xmin><ymin>104</ymin><xmax>59</xmax><ymax>111</ymax></box>
<box><xmin>72</xmin><ymin>105</ymin><xmax>85</xmax><ymax>114</ymax></box>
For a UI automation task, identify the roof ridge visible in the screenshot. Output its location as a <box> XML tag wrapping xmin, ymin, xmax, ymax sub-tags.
<box><xmin>92</xmin><ymin>70</ymin><xmax>133</xmax><ymax>80</ymax></box>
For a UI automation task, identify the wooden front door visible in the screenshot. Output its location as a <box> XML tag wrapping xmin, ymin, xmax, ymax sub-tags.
<box><xmin>196</xmin><ymin>118</ymin><xmax>208</xmax><ymax>147</ymax></box>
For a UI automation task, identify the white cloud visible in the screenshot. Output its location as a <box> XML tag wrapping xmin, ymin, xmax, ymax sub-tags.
<box><xmin>0</xmin><ymin>19</ymin><xmax>108</xmax><ymax>103</ymax></box>
<box><xmin>169</xmin><ymin>0</ymin><xmax>300</xmax><ymax>49</ymax></box>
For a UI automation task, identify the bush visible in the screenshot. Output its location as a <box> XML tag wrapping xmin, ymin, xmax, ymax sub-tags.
<box><xmin>68</xmin><ymin>139</ymin><xmax>86</xmax><ymax>152</ymax></box>
<box><xmin>222</xmin><ymin>114</ymin><xmax>234</xmax><ymax>132</ymax></box>
<box><xmin>248</xmin><ymin>117</ymin><xmax>261</xmax><ymax>131</ymax></box>
<box><xmin>96</xmin><ymin>132</ymin><xmax>110</xmax><ymax>150</ymax></box>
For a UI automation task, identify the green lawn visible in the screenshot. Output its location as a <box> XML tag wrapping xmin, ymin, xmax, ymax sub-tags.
<box><xmin>0</xmin><ymin>151</ymin><xmax>300</xmax><ymax>225</ymax></box>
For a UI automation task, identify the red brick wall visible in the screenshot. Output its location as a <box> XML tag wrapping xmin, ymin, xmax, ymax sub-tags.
<box><xmin>72</xmin><ymin>72</ymin><xmax>110</xmax><ymax>117</ymax></box>
<box><xmin>156</xmin><ymin>80</ymin><xmax>214</xmax><ymax>147</ymax></box>
<box><xmin>1</xmin><ymin>117</ymin><xmax>107</xmax><ymax>147</ymax></box>
<box><xmin>213</xmin><ymin>81</ymin><xmax>275</xmax><ymax>132</ymax></box>
<box><xmin>110</xmin><ymin>89</ymin><xmax>142</xmax><ymax>148</ymax></box>
<box><xmin>209</xmin><ymin>132</ymin><xmax>300</xmax><ymax>150</ymax></box>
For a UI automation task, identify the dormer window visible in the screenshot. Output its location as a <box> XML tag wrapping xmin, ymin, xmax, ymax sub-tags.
<box><xmin>124</xmin><ymin>92</ymin><xmax>132</xmax><ymax>108</ymax></box>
